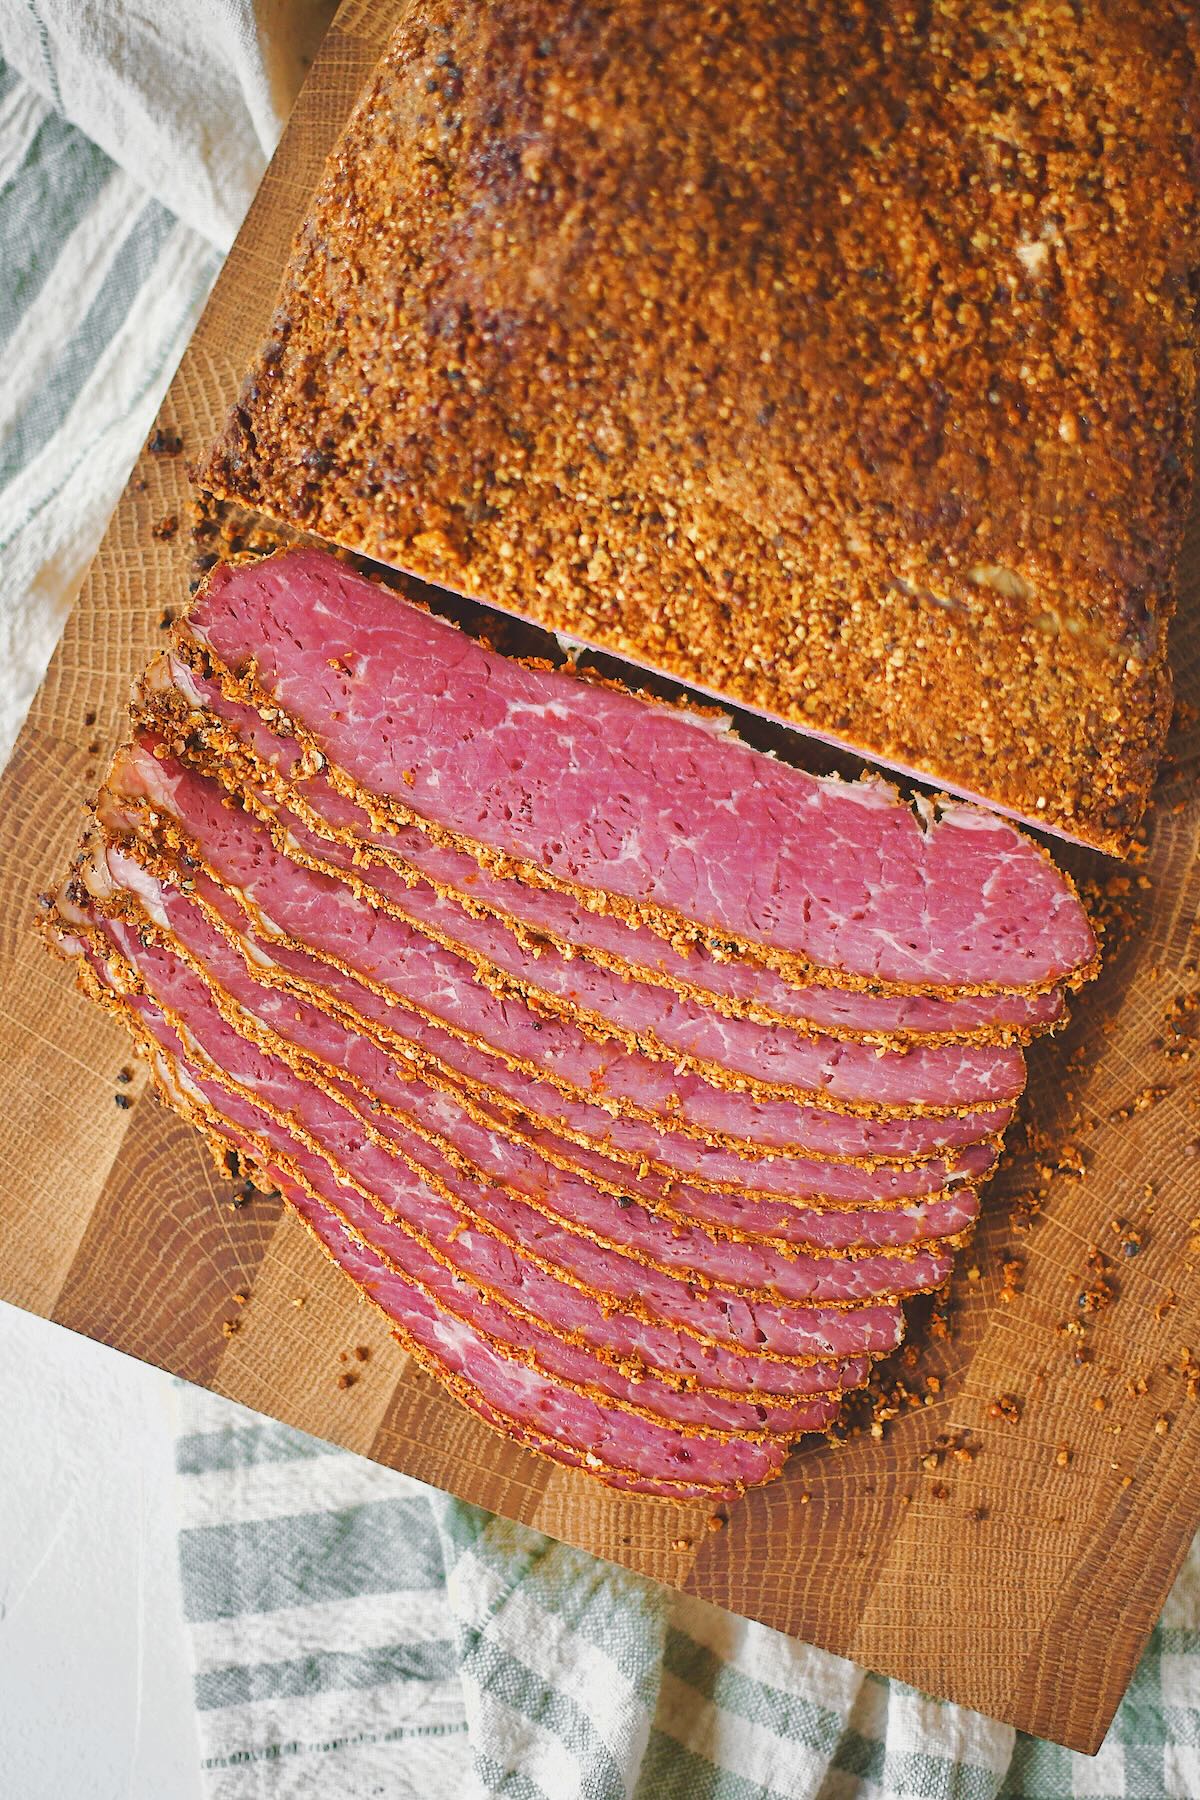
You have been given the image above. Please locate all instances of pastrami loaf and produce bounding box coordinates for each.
[201,1,1199,852]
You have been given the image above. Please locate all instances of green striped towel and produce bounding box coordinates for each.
[0,0,332,762]
[0,51,219,762]
[174,1384,1200,1800]
[4,19,1200,1796]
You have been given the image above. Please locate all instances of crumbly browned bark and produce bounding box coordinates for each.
[199,0,1198,853]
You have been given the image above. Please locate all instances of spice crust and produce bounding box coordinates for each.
[200,0,1199,853]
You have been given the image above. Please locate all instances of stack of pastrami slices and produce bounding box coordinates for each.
[43,548,1099,1502]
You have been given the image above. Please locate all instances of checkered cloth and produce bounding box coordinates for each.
[4,12,1200,1795]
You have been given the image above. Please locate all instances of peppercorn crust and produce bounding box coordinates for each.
[199,0,1199,854]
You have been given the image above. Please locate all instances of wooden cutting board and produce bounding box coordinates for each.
[2,0,1199,1752]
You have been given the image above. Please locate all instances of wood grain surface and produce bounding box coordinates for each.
[2,0,1199,1752]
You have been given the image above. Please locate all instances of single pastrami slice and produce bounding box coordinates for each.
[181,548,1098,995]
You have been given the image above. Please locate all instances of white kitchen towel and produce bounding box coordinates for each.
[0,1,331,249]
[174,1387,476,1800]
[0,54,215,766]
[0,0,333,768]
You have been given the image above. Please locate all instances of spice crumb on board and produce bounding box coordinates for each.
[921,1430,976,1476]
[147,426,183,456]
[998,1255,1024,1302]
[671,1536,692,1552]
[113,1092,131,1109]
[989,1394,1022,1424]
[1008,1191,1043,1236]
[1109,1218,1144,1257]
[336,1371,357,1390]
[1108,1085,1170,1124]
[1056,1444,1073,1468]
[1077,1248,1117,1315]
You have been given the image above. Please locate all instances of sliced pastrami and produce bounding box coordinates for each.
[141,1071,798,1487]
[150,656,1067,1048]
[82,912,906,1378]
[182,549,1098,995]
[93,843,968,1302]
[100,818,1006,1195]
[118,740,1026,1111]
[267,1154,842,1441]
[105,744,1016,1143]
[95,826,997,1233]
[285,1180,789,1496]
[64,921,872,1441]
[95,911,916,1357]
[98,819,992,1235]
[100,756,1018,1158]
[52,915,826,1497]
